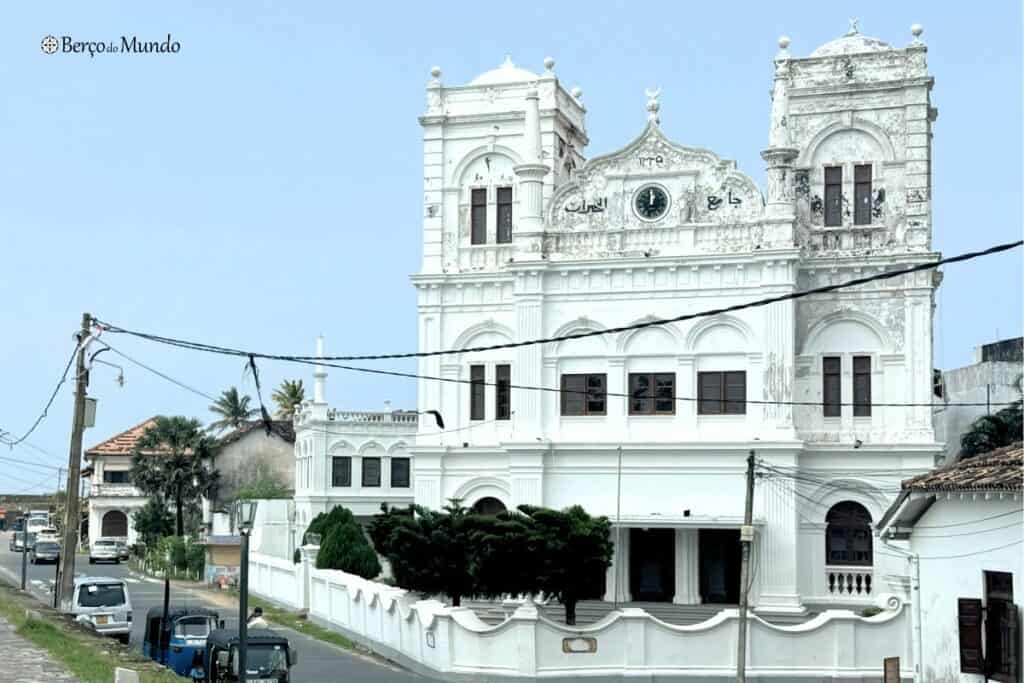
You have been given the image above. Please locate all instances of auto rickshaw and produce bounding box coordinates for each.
[204,628,297,682]
[142,607,222,677]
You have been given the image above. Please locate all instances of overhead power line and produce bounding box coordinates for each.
[1,341,80,446]
[93,240,1022,362]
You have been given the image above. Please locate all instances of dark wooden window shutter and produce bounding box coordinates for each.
[958,598,985,674]
[854,164,872,225]
[824,166,843,226]
[471,188,487,244]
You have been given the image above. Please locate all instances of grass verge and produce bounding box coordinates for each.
[0,584,186,683]
[243,592,361,653]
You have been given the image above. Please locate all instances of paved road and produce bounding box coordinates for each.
[0,532,434,682]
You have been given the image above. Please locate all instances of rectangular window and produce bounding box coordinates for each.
[984,571,1017,682]
[470,365,486,420]
[103,471,128,484]
[854,164,872,225]
[496,187,513,244]
[823,357,842,417]
[362,457,381,487]
[853,356,872,417]
[698,371,746,415]
[331,456,351,487]
[495,364,511,420]
[470,188,487,244]
[957,598,984,674]
[391,457,410,488]
[824,166,842,227]
[560,373,607,416]
[629,373,676,415]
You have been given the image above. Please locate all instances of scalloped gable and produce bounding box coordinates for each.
[547,121,765,231]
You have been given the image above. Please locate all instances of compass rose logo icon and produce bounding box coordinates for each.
[41,35,59,54]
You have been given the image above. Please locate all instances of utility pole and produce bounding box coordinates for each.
[58,313,91,612]
[20,523,28,590]
[736,450,755,682]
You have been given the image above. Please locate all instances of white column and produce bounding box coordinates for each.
[763,283,796,436]
[673,528,700,604]
[513,277,544,431]
[604,526,632,603]
[755,456,805,614]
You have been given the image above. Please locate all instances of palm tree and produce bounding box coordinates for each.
[272,379,306,419]
[209,387,257,433]
[130,416,220,536]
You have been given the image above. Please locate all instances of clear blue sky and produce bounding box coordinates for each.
[1,2,1020,492]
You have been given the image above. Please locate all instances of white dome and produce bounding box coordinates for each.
[469,55,539,86]
[810,31,892,58]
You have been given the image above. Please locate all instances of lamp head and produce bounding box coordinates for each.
[304,532,322,546]
[235,499,258,532]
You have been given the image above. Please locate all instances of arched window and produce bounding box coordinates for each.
[101,510,129,538]
[471,497,507,516]
[825,501,872,566]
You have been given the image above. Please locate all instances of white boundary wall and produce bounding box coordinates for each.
[249,548,914,681]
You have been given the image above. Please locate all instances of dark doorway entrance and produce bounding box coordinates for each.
[699,529,741,604]
[630,528,675,602]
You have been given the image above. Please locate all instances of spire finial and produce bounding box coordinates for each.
[909,23,925,46]
[645,87,661,124]
[847,17,859,36]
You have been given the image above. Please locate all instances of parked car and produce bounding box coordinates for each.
[89,538,121,564]
[68,576,133,644]
[29,541,61,564]
[142,607,221,677]
[9,531,36,553]
[116,541,130,562]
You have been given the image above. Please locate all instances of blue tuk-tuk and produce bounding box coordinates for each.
[142,606,222,677]
[204,628,297,682]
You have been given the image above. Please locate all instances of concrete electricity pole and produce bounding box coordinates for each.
[735,450,756,682]
[57,313,91,612]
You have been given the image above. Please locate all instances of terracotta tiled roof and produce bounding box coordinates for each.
[217,420,295,447]
[902,442,1023,492]
[85,418,159,458]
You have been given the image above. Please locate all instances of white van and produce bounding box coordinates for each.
[69,576,133,644]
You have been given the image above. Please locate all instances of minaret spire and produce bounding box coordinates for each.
[313,335,327,404]
[512,87,548,259]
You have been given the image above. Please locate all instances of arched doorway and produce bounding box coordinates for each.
[825,501,872,565]
[471,497,507,516]
[101,510,128,538]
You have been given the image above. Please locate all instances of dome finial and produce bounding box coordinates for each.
[847,17,859,36]
[645,87,661,124]
[543,56,555,75]
[910,23,925,46]
[502,54,514,68]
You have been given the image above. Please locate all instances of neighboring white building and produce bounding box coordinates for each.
[934,337,1023,462]
[292,337,419,528]
[83,417,156,545]
[878,442,1022,682]
[404,21,941,616]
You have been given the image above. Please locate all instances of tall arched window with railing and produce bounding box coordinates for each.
[825,501,873,597]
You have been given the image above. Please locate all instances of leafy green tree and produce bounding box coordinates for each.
[385,500,477,607]
[234,477,290,501]
[367,503,415,557]
[517,505,613,625]
[960,400,1023,458]
[209,387,257,433]
[272,379,306,419]
[130,416,220,536]
[465,510,536,599]
[316,510,382,579]
[132,498,174,549]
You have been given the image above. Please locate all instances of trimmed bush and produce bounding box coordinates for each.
[316,514,381,579]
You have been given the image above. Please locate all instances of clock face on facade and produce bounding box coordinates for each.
[633,184,669,221]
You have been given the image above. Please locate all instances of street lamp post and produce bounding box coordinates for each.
[236,499,259,683]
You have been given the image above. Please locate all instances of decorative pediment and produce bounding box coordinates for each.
[547,122,765,232]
